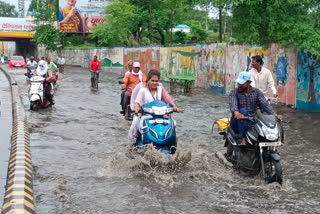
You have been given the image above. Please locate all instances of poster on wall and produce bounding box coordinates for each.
[0,18,36,38]
[59,0,111,33]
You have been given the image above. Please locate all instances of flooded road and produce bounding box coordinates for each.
[8,65,320,213]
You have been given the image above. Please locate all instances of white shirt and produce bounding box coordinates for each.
[27,60,37,69]
[249,67,277,97]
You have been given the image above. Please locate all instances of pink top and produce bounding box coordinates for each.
[134,87,175,110]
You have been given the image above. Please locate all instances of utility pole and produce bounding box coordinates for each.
[18,0,25,18]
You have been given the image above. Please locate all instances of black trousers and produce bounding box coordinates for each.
[44,83,54,105]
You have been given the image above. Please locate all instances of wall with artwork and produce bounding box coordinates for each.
[267,44,297,106]
[124,47,160,76]
[40,43,320,111]
[297,52,320,110]
[159,46,198,82]
[195,44,226,93]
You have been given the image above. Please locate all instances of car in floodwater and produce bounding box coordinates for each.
[9,56,26,68]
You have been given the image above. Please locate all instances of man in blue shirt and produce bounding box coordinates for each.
[229,72,280,146]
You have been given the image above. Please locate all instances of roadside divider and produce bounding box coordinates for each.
[0,67,35,214]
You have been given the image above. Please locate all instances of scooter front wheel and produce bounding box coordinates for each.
[30,101,39,111]
[265,160,283,184]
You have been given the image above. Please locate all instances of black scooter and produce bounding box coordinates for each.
[214,113,284,184]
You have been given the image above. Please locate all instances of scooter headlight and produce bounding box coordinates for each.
[261,124,279,141]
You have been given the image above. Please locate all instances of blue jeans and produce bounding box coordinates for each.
[230,108,254,138]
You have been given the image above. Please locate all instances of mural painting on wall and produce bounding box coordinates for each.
[100,49,124,68]
[196,44,226,93]
[273,54,289,86]
[297,52,320,110]
[160,46,198,82]
[245,48,268,72]
[124,47,160,75]
[225,45,247,94]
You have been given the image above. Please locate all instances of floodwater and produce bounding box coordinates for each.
[7,65,320,214]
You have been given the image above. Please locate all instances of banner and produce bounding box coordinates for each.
[59,0,111,33]
[0,18,36,38]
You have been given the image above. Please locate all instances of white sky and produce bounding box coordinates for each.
[2,0,32,17]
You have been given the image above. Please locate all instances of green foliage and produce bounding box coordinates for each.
[90,0,141,47]
[189,22,208,43]
[232,0,320,55]
[32,25,61,51]
[91,0,220,47]
[0,1,18,17]
[31,0,64,51]
[174,31,187,44]
[33,0,58,23]
[141,37,151,46]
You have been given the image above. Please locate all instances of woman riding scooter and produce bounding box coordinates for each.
[128,70,181,148]
[33,60,55,110]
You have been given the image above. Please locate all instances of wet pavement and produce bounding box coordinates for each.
[0,69,12,204]
[3,65,320,213]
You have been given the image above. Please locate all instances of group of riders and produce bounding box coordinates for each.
[24,56,63,110]
[119,55,282,151]
[27,53,282,153]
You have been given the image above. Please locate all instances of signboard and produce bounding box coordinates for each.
[58,0,111,33]
[0,18,36,38]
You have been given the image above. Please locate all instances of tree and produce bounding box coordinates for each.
[91,0,142,47]
[32,25,61,51]
[231,0,320,55]
[31,0,62,51]
[211,0,231,42]
[0,1,18,17]
[163,0,185,43]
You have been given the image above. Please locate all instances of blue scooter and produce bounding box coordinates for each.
[136,100,177,155]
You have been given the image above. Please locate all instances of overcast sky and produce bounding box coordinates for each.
[2,0,31,17]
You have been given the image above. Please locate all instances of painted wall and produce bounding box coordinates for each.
[41,47,124,74]
[124,47,160,76]
[160,46,198,82]
[224,45,247,94]
[297,52,320,110]
[39,44,320,111]
[196,44,226,93]
[268,44,297,106]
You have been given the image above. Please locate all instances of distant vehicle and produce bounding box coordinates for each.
[9,56,26,68]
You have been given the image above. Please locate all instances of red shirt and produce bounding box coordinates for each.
[90,60,101,71]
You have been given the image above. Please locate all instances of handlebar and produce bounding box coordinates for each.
[118,80,124,84]
[240,116,255,122]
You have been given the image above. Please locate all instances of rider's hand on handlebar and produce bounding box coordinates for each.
[275,113,283,121]
[234,111,244,119]
[174,107,181,113]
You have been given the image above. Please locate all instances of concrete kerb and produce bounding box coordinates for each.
[0,67,35,214]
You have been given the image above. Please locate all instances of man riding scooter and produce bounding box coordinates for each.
[121,62,146,117]
[229,72,281,146]
[25,56,37,78]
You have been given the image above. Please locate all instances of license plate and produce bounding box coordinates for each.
[259,141,282,147]
[16,65,21,67]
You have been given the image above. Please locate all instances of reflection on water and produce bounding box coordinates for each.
[9,66,320,213]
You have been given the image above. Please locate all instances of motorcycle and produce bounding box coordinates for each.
[135,100,178,155]
[214,112,284,184]
[28,76,54,111]
[119,80,133,121]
